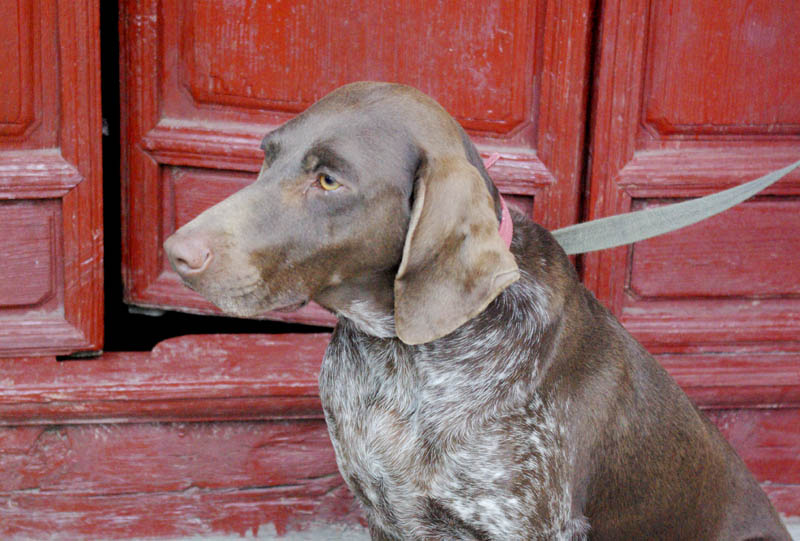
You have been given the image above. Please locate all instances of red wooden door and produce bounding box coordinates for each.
[1,1,798,538]
[120,0,593,325]
[585,0,800,507]
[586,0,800,358]
[0,0,103,357]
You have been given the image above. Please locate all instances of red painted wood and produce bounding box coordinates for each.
[0,334,330,425]
[583,4,800,513]
[0,417,793,538]
[119,0,592,323]
[0,487,361,540]
[0,201,59,307]
[584,0,800,357]
[5,2,796,537]
[765,485,800,518]
[182,1,533,134]
[619,197,800,349]
[0,334,797,538]
[706,408,800,486]
[0,421,339,495]
[644,0,800,137]
[659,353,800,409]
[3,334,798,426]
[0,0,103,357]
[629,199,800,299]
[0,334,363,537]
[0,1,58,146]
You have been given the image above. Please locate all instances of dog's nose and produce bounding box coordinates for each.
[164,233,213,277]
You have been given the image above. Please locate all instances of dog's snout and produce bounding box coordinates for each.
[164,233,213,277]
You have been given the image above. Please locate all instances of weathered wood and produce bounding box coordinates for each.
[0,421,339,494]
[2,334,797,424]
[0,334,797,539]
[0,0,103,357]
[4,1,797,538]
[0,334,330,425]
[705,408,800,485]
[0,334,364,537]
[0,482,361,539]
[584,0,800,356]
[659,353,800,409]
[629,200,800,299]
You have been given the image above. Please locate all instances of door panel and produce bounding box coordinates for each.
[585,0,800,352]
[0,201,60,310]
[628,199,800,299]
[121,0,592,325]
[0,0,103,357]
[644,0,800,136]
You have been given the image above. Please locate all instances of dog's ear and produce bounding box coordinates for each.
[394,156,520,345]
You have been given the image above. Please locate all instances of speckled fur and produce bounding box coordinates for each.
[320,218,590,540]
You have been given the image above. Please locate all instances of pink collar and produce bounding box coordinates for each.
[483,153,513,249]
[498,195,513,249]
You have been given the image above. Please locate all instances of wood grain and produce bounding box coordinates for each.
[629,199,800,299]
[0,0,103,357]
[0,334,330,425]
[1,333,797,536]
[644,0,800,136]
[584,0,800,356]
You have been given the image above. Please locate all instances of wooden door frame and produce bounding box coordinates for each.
[0,0,103,357]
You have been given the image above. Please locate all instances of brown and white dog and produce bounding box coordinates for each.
[164,82,791,540]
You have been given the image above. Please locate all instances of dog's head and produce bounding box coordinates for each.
[164,82,519,344]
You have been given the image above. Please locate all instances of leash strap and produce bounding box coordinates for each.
[484,154,800,255]
[551,159,800,255]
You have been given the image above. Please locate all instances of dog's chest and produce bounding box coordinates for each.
[319,328,573,539]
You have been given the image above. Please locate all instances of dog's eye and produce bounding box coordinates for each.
[317,173,341,191]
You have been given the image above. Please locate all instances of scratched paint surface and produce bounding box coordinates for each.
[0,421,363,539]
[183,0,533,133]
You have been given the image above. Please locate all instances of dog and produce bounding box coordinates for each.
[164,82,791,540]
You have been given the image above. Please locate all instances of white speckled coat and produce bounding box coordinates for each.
[320,227,591,540]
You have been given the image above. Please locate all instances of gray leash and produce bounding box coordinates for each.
[551,159,800,255]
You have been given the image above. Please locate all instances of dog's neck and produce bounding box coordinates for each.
[315,269,398,338]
